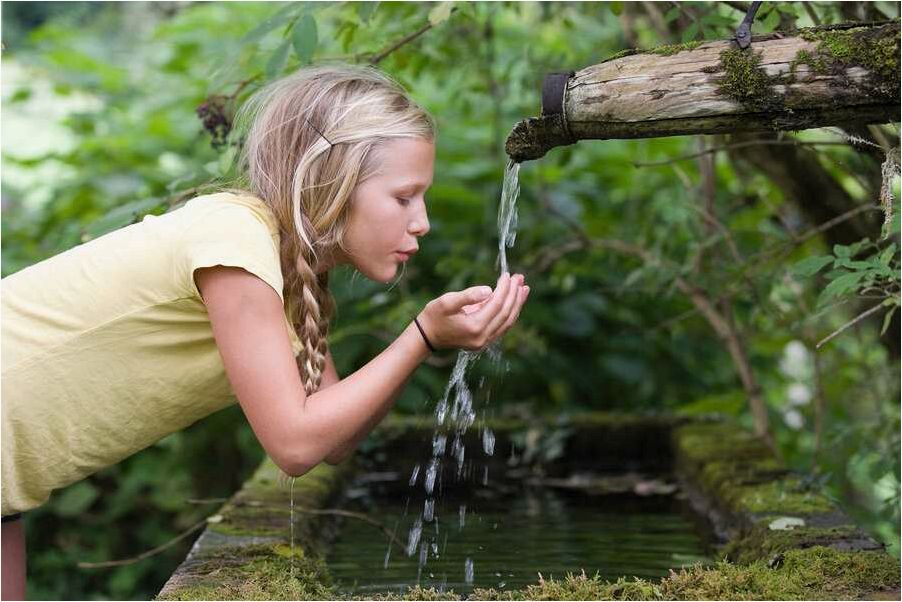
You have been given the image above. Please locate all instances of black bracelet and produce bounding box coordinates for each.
[413,316,437,353]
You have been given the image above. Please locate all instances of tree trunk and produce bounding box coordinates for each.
[506,21,900,162]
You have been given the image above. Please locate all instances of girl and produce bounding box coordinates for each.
[0,64,529,599]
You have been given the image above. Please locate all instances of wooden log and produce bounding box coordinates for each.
[506,21,900,162]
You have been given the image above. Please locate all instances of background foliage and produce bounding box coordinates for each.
[1,2,899,599]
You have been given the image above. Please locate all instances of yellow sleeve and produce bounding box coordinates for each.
[177,204,285,303]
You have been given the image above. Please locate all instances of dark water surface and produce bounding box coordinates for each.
[325,474,717,595]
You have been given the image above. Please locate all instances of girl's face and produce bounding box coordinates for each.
[342,137,434,283]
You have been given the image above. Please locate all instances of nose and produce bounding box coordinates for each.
[409,201,430,237]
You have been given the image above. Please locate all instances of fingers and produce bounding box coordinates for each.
[474,272,512,322]
[484,273,524,339]
[446,285,493,312]
[499,284,529,334]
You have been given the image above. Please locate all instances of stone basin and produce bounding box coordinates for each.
[156,414,900,600]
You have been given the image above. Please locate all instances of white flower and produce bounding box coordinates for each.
[783,409,805,430]
[787,383,812,406]
[779,340,811,380]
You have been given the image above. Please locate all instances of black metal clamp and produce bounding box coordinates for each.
[541,71,575,117]
[735,1,764,49]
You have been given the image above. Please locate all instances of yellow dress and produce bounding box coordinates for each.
[1,191,302,515]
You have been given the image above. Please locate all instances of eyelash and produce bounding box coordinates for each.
[396,197,411,206]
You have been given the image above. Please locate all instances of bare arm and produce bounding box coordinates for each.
[318,351,403,465]
[195,265,527,477]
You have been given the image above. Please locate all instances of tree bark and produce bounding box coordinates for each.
[506,22,900,161]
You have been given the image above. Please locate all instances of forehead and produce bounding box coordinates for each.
[374,138,435,189]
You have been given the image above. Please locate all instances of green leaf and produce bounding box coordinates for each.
[833,244,851,258]
[761,7,781,32]
[356,1,380,24]
[241,2,305,45]
[54,482,99,517]
[291,14,318,64]
[428,1,454,27]
[664,6,681,22]
[265,39,291,79]
[681,22,699,42]
[609,1,623,16]
[820,271,865,302]
[879,243,897,266]
[792,255,833,277]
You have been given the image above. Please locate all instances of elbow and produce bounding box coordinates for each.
[271,446,321,478]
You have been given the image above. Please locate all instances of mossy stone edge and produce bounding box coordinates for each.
[157,414,900,600]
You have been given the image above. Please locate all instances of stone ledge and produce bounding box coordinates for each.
[156,413,900,600]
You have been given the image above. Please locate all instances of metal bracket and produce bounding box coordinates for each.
[734,1,764,49]
[541,71,575,116]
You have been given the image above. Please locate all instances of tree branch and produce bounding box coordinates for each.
[78,519,208,569]
[367,8,458,65]
[816,302,889,349]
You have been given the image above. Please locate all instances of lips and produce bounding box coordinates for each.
[396,248,418,261]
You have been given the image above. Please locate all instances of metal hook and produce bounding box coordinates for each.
[735,1,764,50]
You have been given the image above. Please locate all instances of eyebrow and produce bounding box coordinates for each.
[394,182,431,195]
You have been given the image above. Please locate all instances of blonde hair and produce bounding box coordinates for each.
[220,64,436,396]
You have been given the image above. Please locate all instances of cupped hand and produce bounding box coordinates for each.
[417,272,530,351]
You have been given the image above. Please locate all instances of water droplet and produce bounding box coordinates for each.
[424,460,438,495]
[424,499,435,522]
[464,558,475,585]
[419,543,428,568]
[409,464,421,487]
[406,518,422,557]
[459,505,466,529]
[482,428,495,456]
[432,434,447,456]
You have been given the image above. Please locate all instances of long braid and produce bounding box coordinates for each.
[280,235,331,397]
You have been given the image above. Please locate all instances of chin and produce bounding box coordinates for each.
[358,263,398,284]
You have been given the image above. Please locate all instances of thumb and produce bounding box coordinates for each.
[444,285,493,311]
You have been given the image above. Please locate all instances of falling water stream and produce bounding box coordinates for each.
[402,159,523,586]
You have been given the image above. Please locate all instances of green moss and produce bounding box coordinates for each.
[674,422,836,516]
[723,524,873,564]
[788,49,829,75]
[716,48,782,110]
[799,23,900,96]
[606,48,640,61]
[664,547,900,600]
[650,41,704,56]
[156,544,335,601]
[208,460,348,540]
[342,548,899,600]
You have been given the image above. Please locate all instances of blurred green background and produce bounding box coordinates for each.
[1,1,899,599]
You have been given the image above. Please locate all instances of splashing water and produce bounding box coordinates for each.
[400,160,522,587]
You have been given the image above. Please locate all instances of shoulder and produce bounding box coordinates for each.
[175,191,286,303]
[181,190,280,237]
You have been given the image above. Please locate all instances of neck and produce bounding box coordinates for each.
[313,246,347,275]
